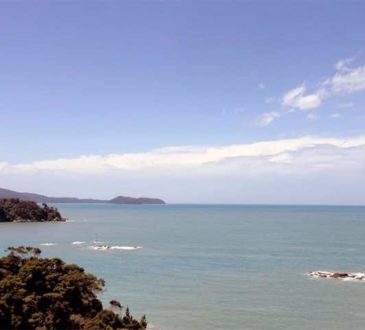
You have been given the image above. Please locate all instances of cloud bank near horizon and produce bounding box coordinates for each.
[0,136,364,204]
[0,136,364,175]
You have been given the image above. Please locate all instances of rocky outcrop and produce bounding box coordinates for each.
[0,199,65,222]
[307,271,365,281]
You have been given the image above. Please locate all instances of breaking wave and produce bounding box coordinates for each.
[89,245,142,251]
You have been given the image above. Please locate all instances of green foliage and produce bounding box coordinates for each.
[0,247,146,329]
[0,199,64,222]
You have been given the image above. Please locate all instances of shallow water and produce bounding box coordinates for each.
[1,204,365,330]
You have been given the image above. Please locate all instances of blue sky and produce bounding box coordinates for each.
[1,2,365,204]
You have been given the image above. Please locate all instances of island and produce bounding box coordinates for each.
[0,246,146,329]
[0,199,65,222]
[0,187,166,205]
[110,196,165,205]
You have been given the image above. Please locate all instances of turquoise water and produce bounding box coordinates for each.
[1,204,365,330]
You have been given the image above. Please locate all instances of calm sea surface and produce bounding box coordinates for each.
[1,204,365,330]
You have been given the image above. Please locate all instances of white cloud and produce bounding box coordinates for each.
[258,83,266,89]
[281,60,365,112]
[335,57,354,71]
[326,65,365,94]
[0,162,8,171]
[282,85,322,110]
[256,111,280,126]
[1,136,365,176]
[2,137,365,204]
[268,152,293,164]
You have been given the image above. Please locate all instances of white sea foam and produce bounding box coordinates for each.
[89,245,109,251]
[110,245,142,250]
[147,324,162,330]
[40,243,57,246]
[72,241,86,245]
[89,245,142,251]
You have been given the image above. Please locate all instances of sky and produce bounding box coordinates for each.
[0,1,365,204]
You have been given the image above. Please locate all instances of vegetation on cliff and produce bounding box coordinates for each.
[0,247,147,329]
[0,199,64,222]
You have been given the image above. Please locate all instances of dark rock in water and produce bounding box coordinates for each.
[332,272,348,278]
[307,271,365,281]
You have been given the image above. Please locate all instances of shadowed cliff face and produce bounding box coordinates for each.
[0,199,64,222]
[0,188,165,205]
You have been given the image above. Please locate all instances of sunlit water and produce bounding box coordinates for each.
[1,204,365,330]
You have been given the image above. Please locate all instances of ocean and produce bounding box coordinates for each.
[1,204,365,330]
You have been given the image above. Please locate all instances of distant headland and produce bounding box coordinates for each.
[0,187,166,205]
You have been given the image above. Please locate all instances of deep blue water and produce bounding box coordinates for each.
[1,204,365,330]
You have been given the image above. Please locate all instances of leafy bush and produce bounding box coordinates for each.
[0,247,147,329]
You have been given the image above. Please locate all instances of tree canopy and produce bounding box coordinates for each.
[0,199,64,222]
[0,247,147,329]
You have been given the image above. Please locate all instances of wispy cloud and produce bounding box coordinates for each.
[325,65,365,94]
[255,58,364,126]
[335,57,354,71]
[282,85,322,110]
[281,59,365,111]
[256,111,280,126]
